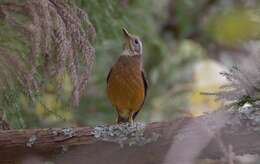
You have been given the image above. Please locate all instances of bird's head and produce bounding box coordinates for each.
[122,28,142,56]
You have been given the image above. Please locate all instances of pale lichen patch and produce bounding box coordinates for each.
[62,127,75,137]
[92,122,160,147]
[26,134,37,147]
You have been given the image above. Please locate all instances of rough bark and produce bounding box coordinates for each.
[0,110,259,164]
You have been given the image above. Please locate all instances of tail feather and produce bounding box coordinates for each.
[117,115,129,124]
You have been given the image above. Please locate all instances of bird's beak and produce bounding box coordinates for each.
[122,28,131,38]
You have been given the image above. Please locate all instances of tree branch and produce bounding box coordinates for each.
[0,111,259,164]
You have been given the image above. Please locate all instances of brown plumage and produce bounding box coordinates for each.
[107,28,148,124]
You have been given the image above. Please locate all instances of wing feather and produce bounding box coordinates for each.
[133,70,148,120]
[106,68,113,83]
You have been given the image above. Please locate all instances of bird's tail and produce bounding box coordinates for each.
[117,115,129,124]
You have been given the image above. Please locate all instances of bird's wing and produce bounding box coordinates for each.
[133,70,148,120]
[141,70,148,97]
[106,68,113,83]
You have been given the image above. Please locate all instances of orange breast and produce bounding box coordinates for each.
[107,55,145,116]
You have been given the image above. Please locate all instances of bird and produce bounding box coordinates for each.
[106,28,148,124]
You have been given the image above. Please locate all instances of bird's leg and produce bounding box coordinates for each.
[117,117,125,124]
[117,115,128,124]
[116,108,129,124]
[129,113,134,126]
[130,118,134,126]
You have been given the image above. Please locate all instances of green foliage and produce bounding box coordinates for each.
[74,0,176,125]
[2,0,260,128]
[1,88,25,128]
[206,8,260,45]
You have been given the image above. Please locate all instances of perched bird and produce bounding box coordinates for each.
[107,28,148,124]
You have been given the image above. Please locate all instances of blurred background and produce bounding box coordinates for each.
[1,0,260,128]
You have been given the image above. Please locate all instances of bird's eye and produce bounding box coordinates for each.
[134,39,139,44]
